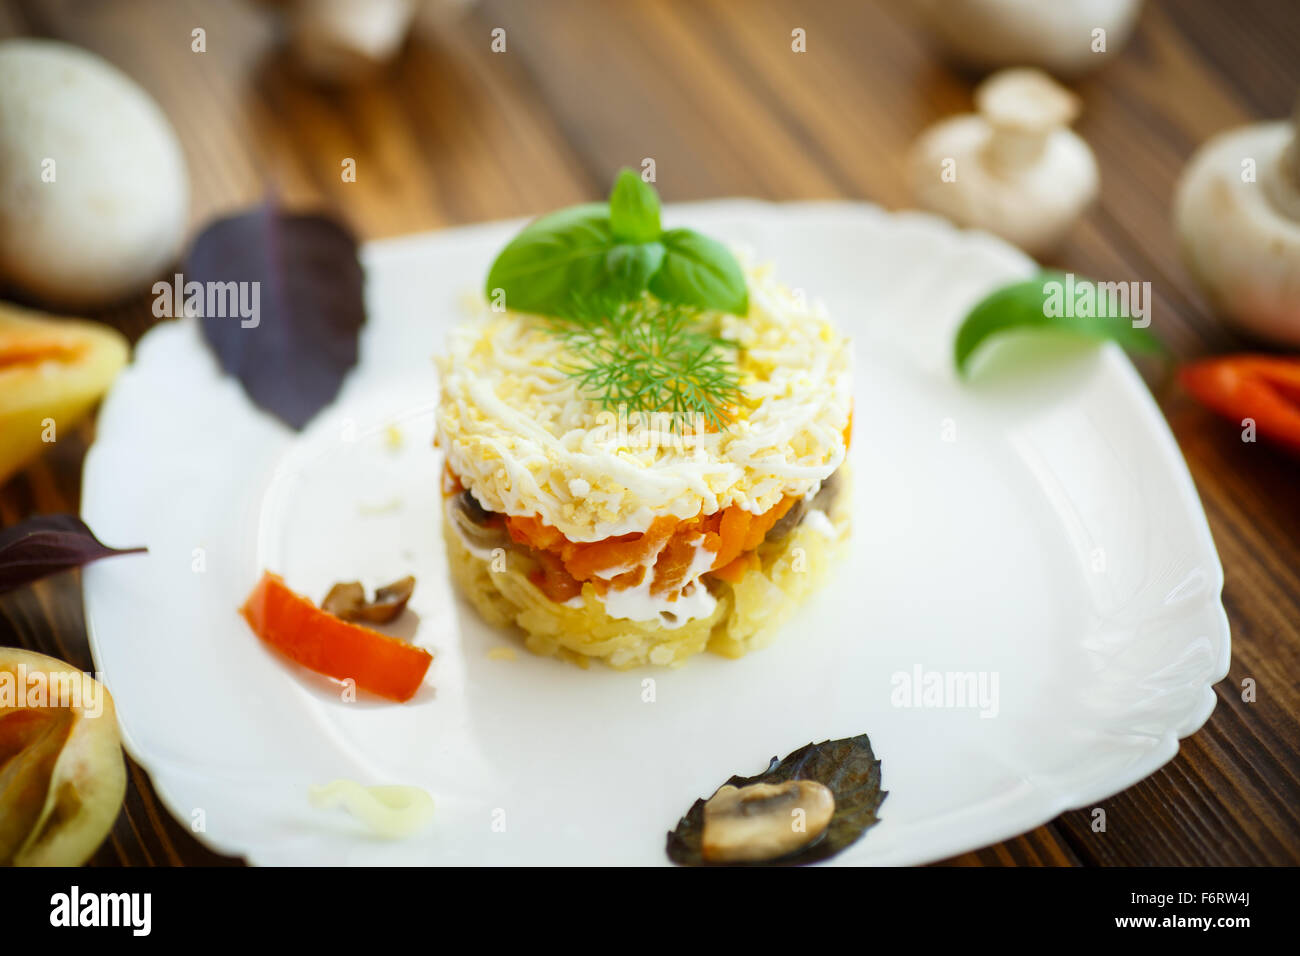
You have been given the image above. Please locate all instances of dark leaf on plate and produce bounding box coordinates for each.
[0,515,145,595]
[188,203,366,430]
[666,733,886,866]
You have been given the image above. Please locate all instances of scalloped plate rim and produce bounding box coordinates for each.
[82,199,1231,866]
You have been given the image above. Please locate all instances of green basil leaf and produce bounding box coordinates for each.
[608,169,661,244]
[604,241,665,298]
[649,228,749,316]
[484,203,614,316]
[954,272,1166,377]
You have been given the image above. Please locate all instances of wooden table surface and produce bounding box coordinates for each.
[2,0,1298,866]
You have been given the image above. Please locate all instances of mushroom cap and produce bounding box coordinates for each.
[976,68,1081,132]
[914,0,1144,78]
[1174,121,1300,347]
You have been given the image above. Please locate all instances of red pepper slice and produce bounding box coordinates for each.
[1180,355,1300,457]
[241,571,432,702]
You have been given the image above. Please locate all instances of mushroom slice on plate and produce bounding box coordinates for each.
[701,780,836,863]
[322,575,415,624]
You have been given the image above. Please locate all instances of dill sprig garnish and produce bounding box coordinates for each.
[549,296,743,431]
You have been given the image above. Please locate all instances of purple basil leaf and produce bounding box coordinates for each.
[0,515,145,595]
[187,203,366,430]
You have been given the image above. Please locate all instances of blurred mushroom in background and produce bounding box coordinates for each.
[257,0,475,85]
[907,68,1099,257]
[1174,94,1300,348]
[913,0,1143,78]
[0,39,189,309]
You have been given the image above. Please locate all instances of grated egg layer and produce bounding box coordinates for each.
[435,264,852,542]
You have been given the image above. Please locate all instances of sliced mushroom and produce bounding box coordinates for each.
[701,780,835,863]
[767,469,840,541]
[322,581,365,617]
[448,489,512,553]
[767,497,807,540]
[811,469,840,514]
[322,575,415,623]
[455,488,494,524]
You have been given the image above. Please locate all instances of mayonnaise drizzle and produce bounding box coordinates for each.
[598,536,719,627]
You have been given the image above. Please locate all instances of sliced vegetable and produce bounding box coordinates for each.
[708,505,752,572]
[447,490,511,554]
[0,648,126,866]
[709,551,760,584]
[562,516,679,581]
[1180,355,1300,456]
[0,302,129,485]
[702,780,835,863]
[650,532,707,595]
[501,493,807,596]
[241,571,432,702]
[321,575,415,624]
[528,550,583,604]
[667,734,886,866]
[954,272,1164,377]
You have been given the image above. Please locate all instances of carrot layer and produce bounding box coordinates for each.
[241,571,432,703]
[710,551,761,583]
[446,466,809,599]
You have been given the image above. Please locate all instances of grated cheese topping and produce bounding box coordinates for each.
[435,264,852,543]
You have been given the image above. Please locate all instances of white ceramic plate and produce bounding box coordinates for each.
[82,202,1230,865]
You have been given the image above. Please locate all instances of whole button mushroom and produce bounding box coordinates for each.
[908,68,1100,257]
[914,0,1144,78]
[0,40,189,308]
[1174,96,1300,348]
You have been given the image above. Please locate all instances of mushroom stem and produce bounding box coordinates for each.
[982,127,1051,175]
[1264,92,1300,221]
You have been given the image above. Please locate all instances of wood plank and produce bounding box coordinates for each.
[0,0,1296,867]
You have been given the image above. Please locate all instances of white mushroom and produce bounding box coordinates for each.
[0,40,189,308]
[287,0,417,83]
[1173,96,1300,347]
[701,780,835,863]
[908,68,1100,257]
[914,0,1144,78]
[257,0,473,84]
